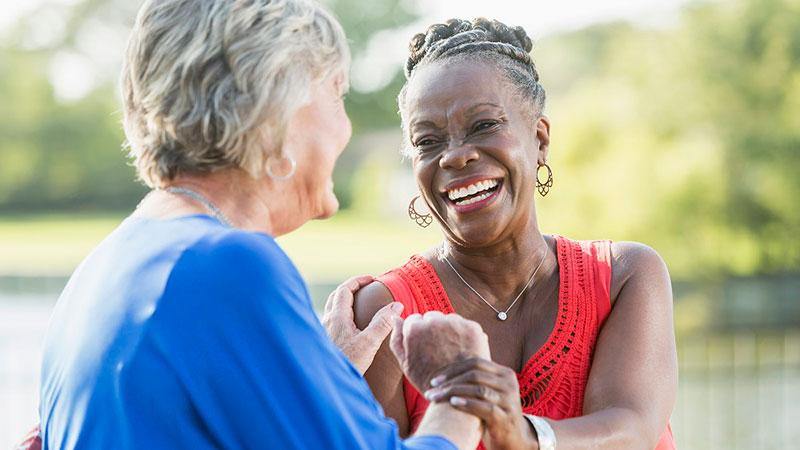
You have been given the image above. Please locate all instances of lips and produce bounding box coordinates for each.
[441,177,503,213]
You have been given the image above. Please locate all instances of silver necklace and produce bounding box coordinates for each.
[162,186,233,228]
[442,247,548,321]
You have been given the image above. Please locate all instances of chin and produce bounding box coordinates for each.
[443,211,511,247]
[452,227,504,248]
[314,194,340,220]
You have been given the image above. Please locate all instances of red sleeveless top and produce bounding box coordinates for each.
[377,236,675,450]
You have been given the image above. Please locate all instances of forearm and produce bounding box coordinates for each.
[414,402,483,450]
[545,407,655,450]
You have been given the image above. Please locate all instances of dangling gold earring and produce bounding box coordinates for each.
[408,195,433,228]
[536,163,553,196]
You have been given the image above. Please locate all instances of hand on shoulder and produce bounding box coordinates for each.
[350,280,492,392]
[323,277,404,374]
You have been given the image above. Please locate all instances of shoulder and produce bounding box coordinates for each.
[168,229,306,303]
[352,254,430,330]
[353,281,395,330]
[609,241,671,302]
[183,229,296,277]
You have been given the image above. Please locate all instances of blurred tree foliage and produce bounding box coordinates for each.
[534,0,799,277]
[0,0,417,211]
[0,0,797,277]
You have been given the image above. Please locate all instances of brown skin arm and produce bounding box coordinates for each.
[554,241,678,449]
[427,242,677,449]
[353,281,412,437]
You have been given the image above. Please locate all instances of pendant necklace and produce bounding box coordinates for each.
[442,246,548,321]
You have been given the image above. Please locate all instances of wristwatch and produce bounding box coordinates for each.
[523,414,557,450]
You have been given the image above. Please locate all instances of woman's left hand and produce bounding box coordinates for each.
[423,358,538,450]
[322,275,404,375]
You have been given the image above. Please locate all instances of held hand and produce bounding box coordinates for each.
[322,275,404,374]
[423,358,537,450]
[389,311,491,392]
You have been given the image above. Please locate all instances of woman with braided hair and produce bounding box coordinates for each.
[354,18,677,450]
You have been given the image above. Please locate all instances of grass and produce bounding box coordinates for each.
[0,212,443,282]
[0,214,123,276]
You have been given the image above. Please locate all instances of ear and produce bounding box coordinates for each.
[535,115,551,165]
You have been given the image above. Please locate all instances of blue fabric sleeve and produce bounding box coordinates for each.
[136,230,456,450]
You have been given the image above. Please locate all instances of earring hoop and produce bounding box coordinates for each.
[536,163,553,196]
[408,195,433,228]
[266,155,297,180]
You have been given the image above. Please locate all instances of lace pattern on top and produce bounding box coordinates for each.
[394,236,602,419]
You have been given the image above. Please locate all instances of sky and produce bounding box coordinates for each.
[352,0,697,91]
[0,0,697,99]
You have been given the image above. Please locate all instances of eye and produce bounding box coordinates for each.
[413,136,442,148]
[473,120,499,132]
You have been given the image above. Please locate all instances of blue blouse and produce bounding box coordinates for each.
[39,215,454,450]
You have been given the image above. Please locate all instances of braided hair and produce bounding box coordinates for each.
[399,18,546,126]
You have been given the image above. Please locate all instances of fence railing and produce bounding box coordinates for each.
[673,331,800,450]
[2,277,799,449]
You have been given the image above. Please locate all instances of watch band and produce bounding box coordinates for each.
[524,414,557,450]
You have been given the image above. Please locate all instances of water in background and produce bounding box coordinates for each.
[1,276,798,449]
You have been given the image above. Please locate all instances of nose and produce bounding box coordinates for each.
[439,143,479,170]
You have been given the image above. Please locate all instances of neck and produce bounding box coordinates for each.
[136,169,280,235]
[438,221,555,307]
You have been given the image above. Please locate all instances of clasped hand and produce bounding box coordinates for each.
[323,277,534,449]
[423,358,538,450]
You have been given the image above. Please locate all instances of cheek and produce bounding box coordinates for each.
[413,159,438,197]
[335,106,352,153]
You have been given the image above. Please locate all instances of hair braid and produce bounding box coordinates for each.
[400,17,546,126]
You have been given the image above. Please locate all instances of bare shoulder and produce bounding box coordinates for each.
[353,281,396,330]
[609,241,671,303]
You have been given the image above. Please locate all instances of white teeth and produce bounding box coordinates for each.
[455,191,492,206]
[447,179,499,201]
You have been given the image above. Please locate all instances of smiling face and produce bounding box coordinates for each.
[402,58,550,247]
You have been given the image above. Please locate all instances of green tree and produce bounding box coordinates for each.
[535,0,799,278]
[0,0,417,212]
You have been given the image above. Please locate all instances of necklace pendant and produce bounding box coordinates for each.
[497,311,508,321]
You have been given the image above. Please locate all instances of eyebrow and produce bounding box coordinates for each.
[465,102,503,115]
[409,119,444,133]
[410,102,505,132]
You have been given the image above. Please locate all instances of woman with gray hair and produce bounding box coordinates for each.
[35,1,487,449]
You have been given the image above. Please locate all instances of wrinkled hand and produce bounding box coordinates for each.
[322,275,405,374]
[423,358,537,450]
[390,311,491,392]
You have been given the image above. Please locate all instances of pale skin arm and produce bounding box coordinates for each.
[390,312,488,449]
[423,242,678,450]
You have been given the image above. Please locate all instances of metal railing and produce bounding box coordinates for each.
[673,331,800,449]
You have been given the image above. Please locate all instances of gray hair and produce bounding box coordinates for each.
[121,0,350,187]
